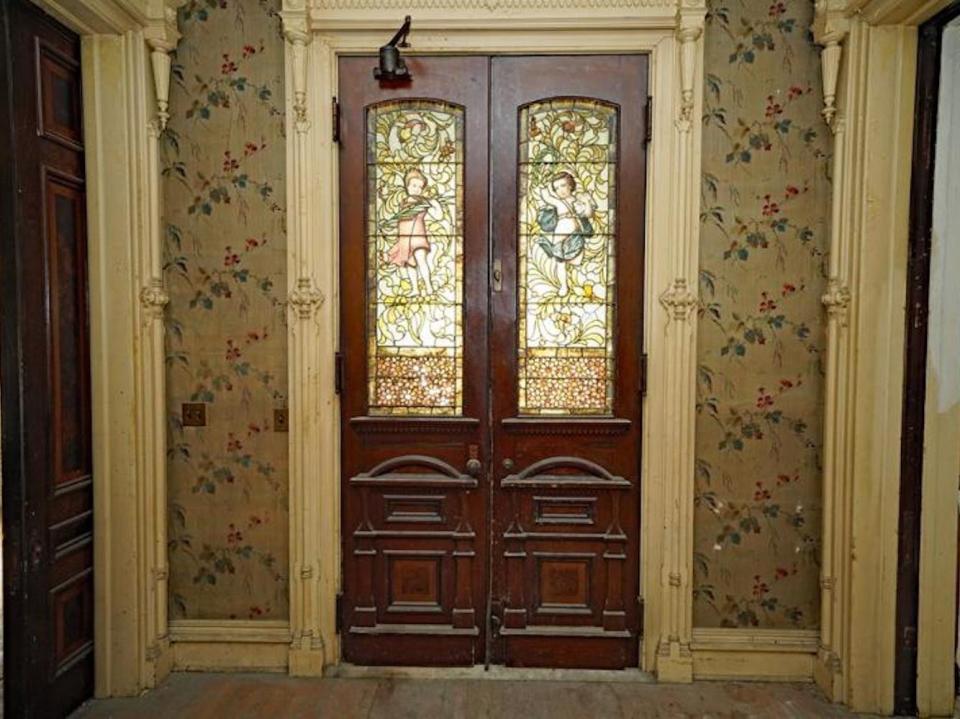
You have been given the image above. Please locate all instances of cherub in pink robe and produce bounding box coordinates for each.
[385,169,443,296]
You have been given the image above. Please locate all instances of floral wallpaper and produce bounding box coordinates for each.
[693,0,829,628]
[158,0,829,629]
[163,0,289,620]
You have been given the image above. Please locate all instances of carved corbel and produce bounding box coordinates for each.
[676,23,702,127]
[140,277,170,320]
[659,278,698,321]
[282,19,311,131]
[812,1,849,133]
[144,2,184,130]
[289,277,326,319]
[821,277,851,326]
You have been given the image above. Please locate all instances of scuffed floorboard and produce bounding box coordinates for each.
[71,671,861,718]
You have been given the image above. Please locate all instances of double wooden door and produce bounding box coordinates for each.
[339,55,647,668]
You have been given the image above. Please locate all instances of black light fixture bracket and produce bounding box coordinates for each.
[374,15,413,83]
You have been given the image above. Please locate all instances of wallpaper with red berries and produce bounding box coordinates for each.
[694,0,828,629]
[163,0,289,620]
[159,0,829,627]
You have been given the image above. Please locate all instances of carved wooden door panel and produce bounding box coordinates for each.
[339,56,490,665]
[339,55,646,668]
[1,1,95,714]
[488,56,646,668]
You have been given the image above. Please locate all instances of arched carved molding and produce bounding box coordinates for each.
[503,456,631,487]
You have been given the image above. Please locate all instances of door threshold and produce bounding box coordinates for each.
[326,663,655,683]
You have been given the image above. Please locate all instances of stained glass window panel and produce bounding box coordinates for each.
[366,101,464,415]
[517,98,618,415]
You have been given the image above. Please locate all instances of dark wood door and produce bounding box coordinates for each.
[339,56,491,665]
[339,54,646,668]
[1,1,95,715]
[489,55,646,668]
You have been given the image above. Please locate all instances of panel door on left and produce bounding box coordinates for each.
[1,1,95,716]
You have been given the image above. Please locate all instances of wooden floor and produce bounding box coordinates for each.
[72,671,864,718]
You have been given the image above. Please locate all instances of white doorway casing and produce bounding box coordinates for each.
[278,0,707,681]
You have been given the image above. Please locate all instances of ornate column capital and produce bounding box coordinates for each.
[289,277,326,319]
[659,278,698,321]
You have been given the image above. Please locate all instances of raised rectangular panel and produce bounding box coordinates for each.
[43,170,91,488]
[384,494,445,524]
[533,496,596,525]
[36,39,82,149]
[50,568,93,667]
[386,552,443,612]
[536,554,593,614]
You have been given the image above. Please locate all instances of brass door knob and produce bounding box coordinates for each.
[466,458,482,477]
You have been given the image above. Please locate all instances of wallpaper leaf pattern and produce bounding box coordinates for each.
[160,0,829,629]
[163,0,289,620]
[694,0,829,629]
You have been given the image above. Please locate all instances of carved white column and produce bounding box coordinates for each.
[137,1,182,687]
[282,5,330,676]
[812,2,850,701]
[652,0,705,683]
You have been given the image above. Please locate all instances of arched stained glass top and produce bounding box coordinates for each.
[365,100,465,415]
[517,97,618,415]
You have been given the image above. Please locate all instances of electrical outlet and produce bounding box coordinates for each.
[182,402,206,427]
[274,408,289,432]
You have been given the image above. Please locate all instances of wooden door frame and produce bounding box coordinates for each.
[281,0,707,681]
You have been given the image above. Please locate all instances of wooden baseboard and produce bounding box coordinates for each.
[165,621,817,681]
[690,629,819,682]
[169,620,291,672]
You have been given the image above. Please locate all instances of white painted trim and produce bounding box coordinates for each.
[691,629,818,682]
[813,0,957,714]
[282,0,705,681]
[169,620,292,644]
[172,643,290,672]
[169,621,292,672]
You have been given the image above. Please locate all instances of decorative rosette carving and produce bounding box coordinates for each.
[289,277,326,318]
[659,278,698,321]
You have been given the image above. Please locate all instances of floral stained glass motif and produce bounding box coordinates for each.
[366,101,464,415]
[517,98,618,415]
